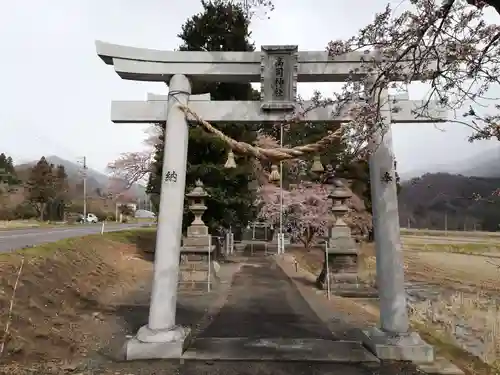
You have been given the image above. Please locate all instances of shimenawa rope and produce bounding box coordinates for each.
[178,103,347,163]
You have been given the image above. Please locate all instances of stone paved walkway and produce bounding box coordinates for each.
[199,257,335,339]
[86,256,423,375]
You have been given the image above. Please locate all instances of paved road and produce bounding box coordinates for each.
[0,223,150,253]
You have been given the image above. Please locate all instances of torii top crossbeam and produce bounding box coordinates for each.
[96,41,436,83]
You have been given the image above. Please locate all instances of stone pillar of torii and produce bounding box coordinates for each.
[96,41,445,362]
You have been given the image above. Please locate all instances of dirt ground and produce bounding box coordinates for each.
[290,238,500,374]
[339,238,500,292]
[0,230,156,374]
[289,241,500,291]
[3,229,499,374]
[404,251,500,292]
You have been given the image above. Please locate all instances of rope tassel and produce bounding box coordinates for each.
[224,150,237,169]
[269,165,280,182]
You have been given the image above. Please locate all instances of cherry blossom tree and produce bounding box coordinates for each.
[236,1,500,155]
[107,126,160,189]
[251,0,500,242]
[106,177,137,202]
[325,0,500,142]
[257,181,334,248]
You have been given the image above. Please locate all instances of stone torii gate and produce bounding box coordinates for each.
[96,41,446,362]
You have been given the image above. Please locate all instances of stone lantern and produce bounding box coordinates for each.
[179,180,219,291]
[316,179,376,297]
[185,179,209,237]
[328,180,359,284]
[329,179,352,233]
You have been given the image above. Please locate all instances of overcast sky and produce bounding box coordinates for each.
[1,0,498,175]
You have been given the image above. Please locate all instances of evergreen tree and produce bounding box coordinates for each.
[0,153,19,218]
[48,164,69,221]
[26,157,56,220]
[53,165,69,196]
[147,0,259,234]
[0,153,19,190]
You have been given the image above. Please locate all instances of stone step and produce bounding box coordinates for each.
[178,282,213,292]
[180,268,211,274]
[416,356,465,375]
[179,268,214,277]
[181,337,379,362]
[180,262,211,269]
[330,287,379,298]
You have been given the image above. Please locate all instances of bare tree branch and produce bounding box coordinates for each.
[107,125,158,189]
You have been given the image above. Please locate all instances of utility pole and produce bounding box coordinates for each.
[83,157,87,220]
[79,156,88,221]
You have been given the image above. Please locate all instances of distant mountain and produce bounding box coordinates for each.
[398,172,500,231]
[17,155,147,200]
[399,167,447,181]
[398,146,500,231]
[401,146,500,181]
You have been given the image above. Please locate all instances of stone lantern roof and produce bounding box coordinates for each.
[328,179,352,201]
[329,179,352,216]
[186,179,209,199]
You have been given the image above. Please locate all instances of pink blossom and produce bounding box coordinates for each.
[257,181,334,248]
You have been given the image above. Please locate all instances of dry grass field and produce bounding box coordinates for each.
[401,228,500,238]
[291,230,500,374]
[0,230,156,373]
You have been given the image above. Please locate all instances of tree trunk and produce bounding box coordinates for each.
[368,228,374,242]
[39,203,46,221]
[315,261,327,289]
